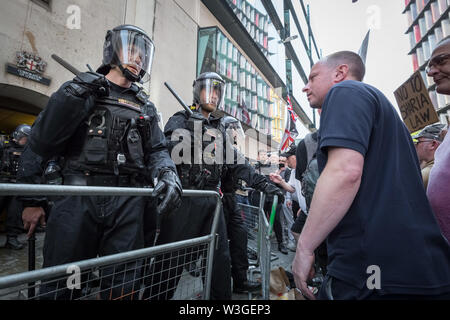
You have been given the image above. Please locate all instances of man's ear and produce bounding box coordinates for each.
[335,64,350,82]
[431,140,440,150]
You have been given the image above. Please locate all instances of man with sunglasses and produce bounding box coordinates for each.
[426,36,450,242]
[426,36,450,94]
[412,123,446,190]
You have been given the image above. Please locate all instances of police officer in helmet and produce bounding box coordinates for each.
[22,25,182,300]
[144,72,283,299]
[0,124,31,250]
[12,124,31,146]
[220,116,284,293]
[144,71,236,300]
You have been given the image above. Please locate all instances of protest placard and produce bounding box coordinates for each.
[394,71,439,133]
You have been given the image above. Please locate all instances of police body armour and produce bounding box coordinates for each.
[64,80,152,176]
[178,112,224,190]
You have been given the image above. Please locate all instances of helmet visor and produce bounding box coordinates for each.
[112,30,155,82]
[194,78,225,109]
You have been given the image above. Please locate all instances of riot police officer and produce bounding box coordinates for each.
[143,73,283,299]
[220,116,284,293]
[0,124,31,250]
[22,25,182,300]
[143,72,249,300]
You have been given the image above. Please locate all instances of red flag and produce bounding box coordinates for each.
[280,95,298,152]
[240,98,251,126]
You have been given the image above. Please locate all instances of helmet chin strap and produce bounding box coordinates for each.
[118,64,142,82]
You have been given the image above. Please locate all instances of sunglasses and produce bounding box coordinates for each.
[426,53,450,73]
[413,139,435,146]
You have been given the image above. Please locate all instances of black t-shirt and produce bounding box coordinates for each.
[318,80,450,296]
[295,139,307,180]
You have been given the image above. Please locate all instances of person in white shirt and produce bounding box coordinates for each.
[270,145,307,244]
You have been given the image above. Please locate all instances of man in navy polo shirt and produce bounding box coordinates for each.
[292,51,450,300]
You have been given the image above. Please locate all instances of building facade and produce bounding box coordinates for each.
[0,0,319,159]
[403,0,450,124]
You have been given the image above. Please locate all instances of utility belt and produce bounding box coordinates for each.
[63,174,143,187]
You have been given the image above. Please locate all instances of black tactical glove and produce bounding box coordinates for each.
[72,72,110,98]
[262,183,285,204]
[152,169,183,216]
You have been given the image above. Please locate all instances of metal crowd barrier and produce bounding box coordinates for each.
[236,192,277,300]
[0,184,221,300]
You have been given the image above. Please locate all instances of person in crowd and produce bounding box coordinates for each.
[270,145,305,249]
[0,124,31,250]
[293,50,450,300]
[426,35,450,242]
[271,145,307,222]
[276,152,297,252]
[254,152,288,255]
[412,123,446,190]
[21,24,182,300]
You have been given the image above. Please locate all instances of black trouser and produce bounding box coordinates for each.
[291,211,327,274]
[0,196,24,237]
[142,195,231,300]
[292,200,300,220]
[249,191,283,246]
[222,193,249,286]
[40,195,145,300]
[318,275,450,300]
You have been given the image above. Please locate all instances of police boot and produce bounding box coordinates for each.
[233,280,261,293]
[5,236,25,250]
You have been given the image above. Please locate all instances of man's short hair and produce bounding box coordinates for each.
[324,51,366,81]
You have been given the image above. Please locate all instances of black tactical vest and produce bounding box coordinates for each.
[63,82,152,177]
[177,112,224,190]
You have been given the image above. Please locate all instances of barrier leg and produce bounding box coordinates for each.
[27,233,36,299]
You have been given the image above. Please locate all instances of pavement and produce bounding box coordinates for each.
[0,231,296,300]
[232,237,296,300]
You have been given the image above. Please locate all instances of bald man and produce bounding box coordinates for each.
[293,51,450,300]
[426,36,450,243]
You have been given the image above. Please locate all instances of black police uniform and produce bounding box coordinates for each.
[252,162,286,253]
[27,73,177,299]
[143,109,247,300]
[0,139,26,249]
[221,157,282,291]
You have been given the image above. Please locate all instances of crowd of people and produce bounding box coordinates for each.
[0,24,449,300]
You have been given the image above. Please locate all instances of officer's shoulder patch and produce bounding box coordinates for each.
[117,98,142,112]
